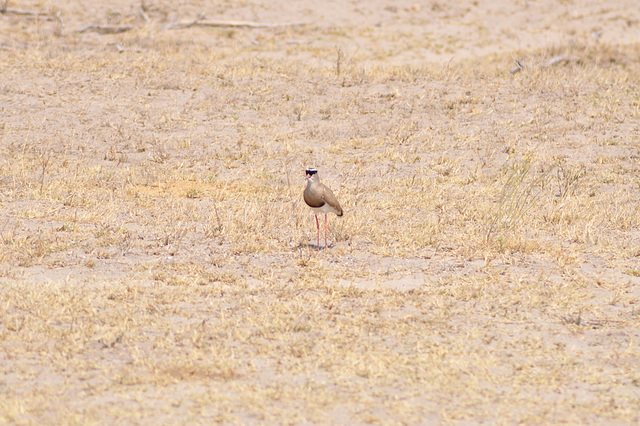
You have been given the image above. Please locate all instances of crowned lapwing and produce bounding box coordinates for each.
[303,168,343,250]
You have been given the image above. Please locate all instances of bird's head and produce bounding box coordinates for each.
[305,168,318,181]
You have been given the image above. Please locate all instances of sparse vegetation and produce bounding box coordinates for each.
[1,0,639,424]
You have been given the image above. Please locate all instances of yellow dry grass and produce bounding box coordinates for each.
[1,0,640,424]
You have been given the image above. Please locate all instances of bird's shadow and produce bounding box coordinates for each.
[297,243,334,251]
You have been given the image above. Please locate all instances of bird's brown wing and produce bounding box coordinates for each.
[322,185,343,216]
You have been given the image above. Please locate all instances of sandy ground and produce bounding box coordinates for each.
[1,0,640,423]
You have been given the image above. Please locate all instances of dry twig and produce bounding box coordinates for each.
[510,54,579,73]
[139,0,150,22]
[167,12,205,29]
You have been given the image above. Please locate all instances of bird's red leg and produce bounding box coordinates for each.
[315,214,320,251]
[325,214,328,249]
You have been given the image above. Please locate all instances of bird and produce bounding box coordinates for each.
[303,168,343,250]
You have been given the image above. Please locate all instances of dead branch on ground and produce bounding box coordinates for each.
[75,24,134,34]
[168,14,310,30]
[0,1,53,21]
